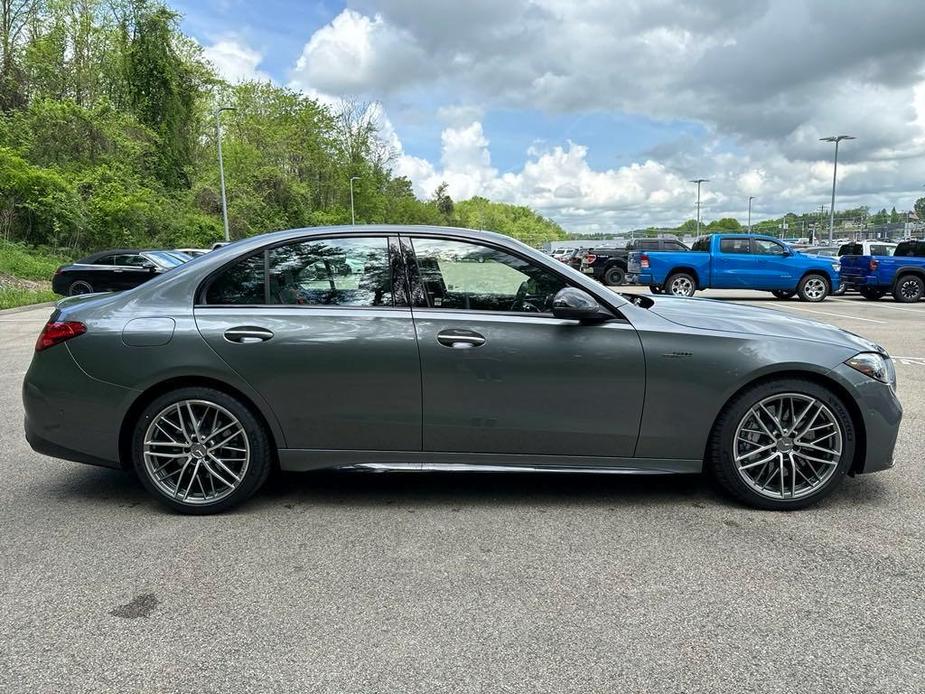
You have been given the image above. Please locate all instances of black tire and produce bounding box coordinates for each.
[132,387,272,514]
[665,272,697,297]
[833,283,847,296]
[649,285,663,294]
[859,287,885,301]
[706,378,855,511]
[892,274,924,303]
[603,265,626,286]
[796,273,829,302]
[68,280,94,296]
[771,289,795,300]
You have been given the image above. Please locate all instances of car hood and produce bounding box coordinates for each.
[646,296,883,354]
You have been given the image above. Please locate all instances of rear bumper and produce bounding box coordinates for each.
[23,344,137,469]
[626,272,654,285]
[840,273,877,288]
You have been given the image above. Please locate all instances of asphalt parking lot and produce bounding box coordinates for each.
[2,291,923,693]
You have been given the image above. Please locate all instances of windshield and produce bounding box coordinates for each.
[144,251,188,268]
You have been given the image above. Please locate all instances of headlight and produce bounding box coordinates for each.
[845,352,895,385]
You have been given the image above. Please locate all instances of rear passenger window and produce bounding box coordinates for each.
[206,253,266,304]
[719,238,750,254]
[895,242,921,257]
[268,237,393,307]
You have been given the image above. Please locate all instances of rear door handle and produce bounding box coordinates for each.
[436,329,485,349]
[224,326,274,344]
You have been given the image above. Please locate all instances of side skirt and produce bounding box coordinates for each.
[278,449,701,475]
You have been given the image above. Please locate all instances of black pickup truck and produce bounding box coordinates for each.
[579,237,689,286]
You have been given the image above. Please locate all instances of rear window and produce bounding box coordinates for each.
[838,243,862,256]
[719,238,750,254]
[895,241,925,257]
[869,245,894,256]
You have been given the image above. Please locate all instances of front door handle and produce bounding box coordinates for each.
[224,326,274,344]
[436,329,485,349]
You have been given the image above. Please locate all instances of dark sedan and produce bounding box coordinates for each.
[51,249,190,296]
[24,226,901,514]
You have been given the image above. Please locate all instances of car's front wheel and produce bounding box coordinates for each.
[707,378,854,510]
[797,273,829,302]
[132,387,272,514]
[665,272,697,297]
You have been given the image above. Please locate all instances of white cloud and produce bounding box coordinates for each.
[289,9,429,95]
[203,36,271,83]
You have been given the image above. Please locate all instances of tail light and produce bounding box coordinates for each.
[640,253,650,269]
[584,254,597,264]
[35,321,86,352]
[869,258,878,271]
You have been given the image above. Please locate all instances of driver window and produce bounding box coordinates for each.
[410,238,567,313]
[752,239,786,256]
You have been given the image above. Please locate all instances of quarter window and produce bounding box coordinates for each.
[410,238,567,313]
[268,237,393,307]
[206,253,266,305]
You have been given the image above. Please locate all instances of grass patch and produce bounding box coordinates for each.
[0,286,57,310]
[0,241,69,281]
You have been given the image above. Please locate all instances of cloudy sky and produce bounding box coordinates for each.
[173,0,925,233]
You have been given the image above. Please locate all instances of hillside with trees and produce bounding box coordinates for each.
[0,0,566,261]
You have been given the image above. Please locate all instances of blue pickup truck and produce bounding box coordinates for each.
[626,233,841,301]
[839,238,925,302]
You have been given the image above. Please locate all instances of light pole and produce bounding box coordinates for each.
[690,179,708,235]
[349,176,360,225]
[820,135,855,243]
[215,106,236,242]
[748,196,755,232]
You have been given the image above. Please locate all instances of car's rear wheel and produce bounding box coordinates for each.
[707,379,854,510]
[132,387,272,514]
[859,287,885,301]
[603,265,625,286]
[68,280,94,296]
[771,289,795,300]
[797,273,829,302]
[665,272,697,297]
[892,274,924,303]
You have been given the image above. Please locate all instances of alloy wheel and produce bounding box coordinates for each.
[142,399,250,505]
[68,281,93,296]
[802,277,827,301]
[900,278,922,300]
[669,276,695,297]
[733,393,842,500]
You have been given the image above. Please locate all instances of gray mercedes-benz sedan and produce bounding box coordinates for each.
[23,225,902,513]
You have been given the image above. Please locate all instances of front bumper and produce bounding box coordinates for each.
[23,344,138,469]
[829,362,902,474]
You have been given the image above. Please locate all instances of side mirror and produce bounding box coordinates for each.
[552,287,611,323]
[142,261,157,272]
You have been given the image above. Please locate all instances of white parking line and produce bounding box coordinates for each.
[892,356,925,366]
[759,304,887,324]
[830,297,924,314]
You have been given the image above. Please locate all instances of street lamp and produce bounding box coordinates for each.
[820,135,855,243]
[690,179,708,235]
[215,106,236,242]
[748,196,756,232]
[349,176,360,225]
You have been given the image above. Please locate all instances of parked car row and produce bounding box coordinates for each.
[51,246,217,296]
[618,233,925,303]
